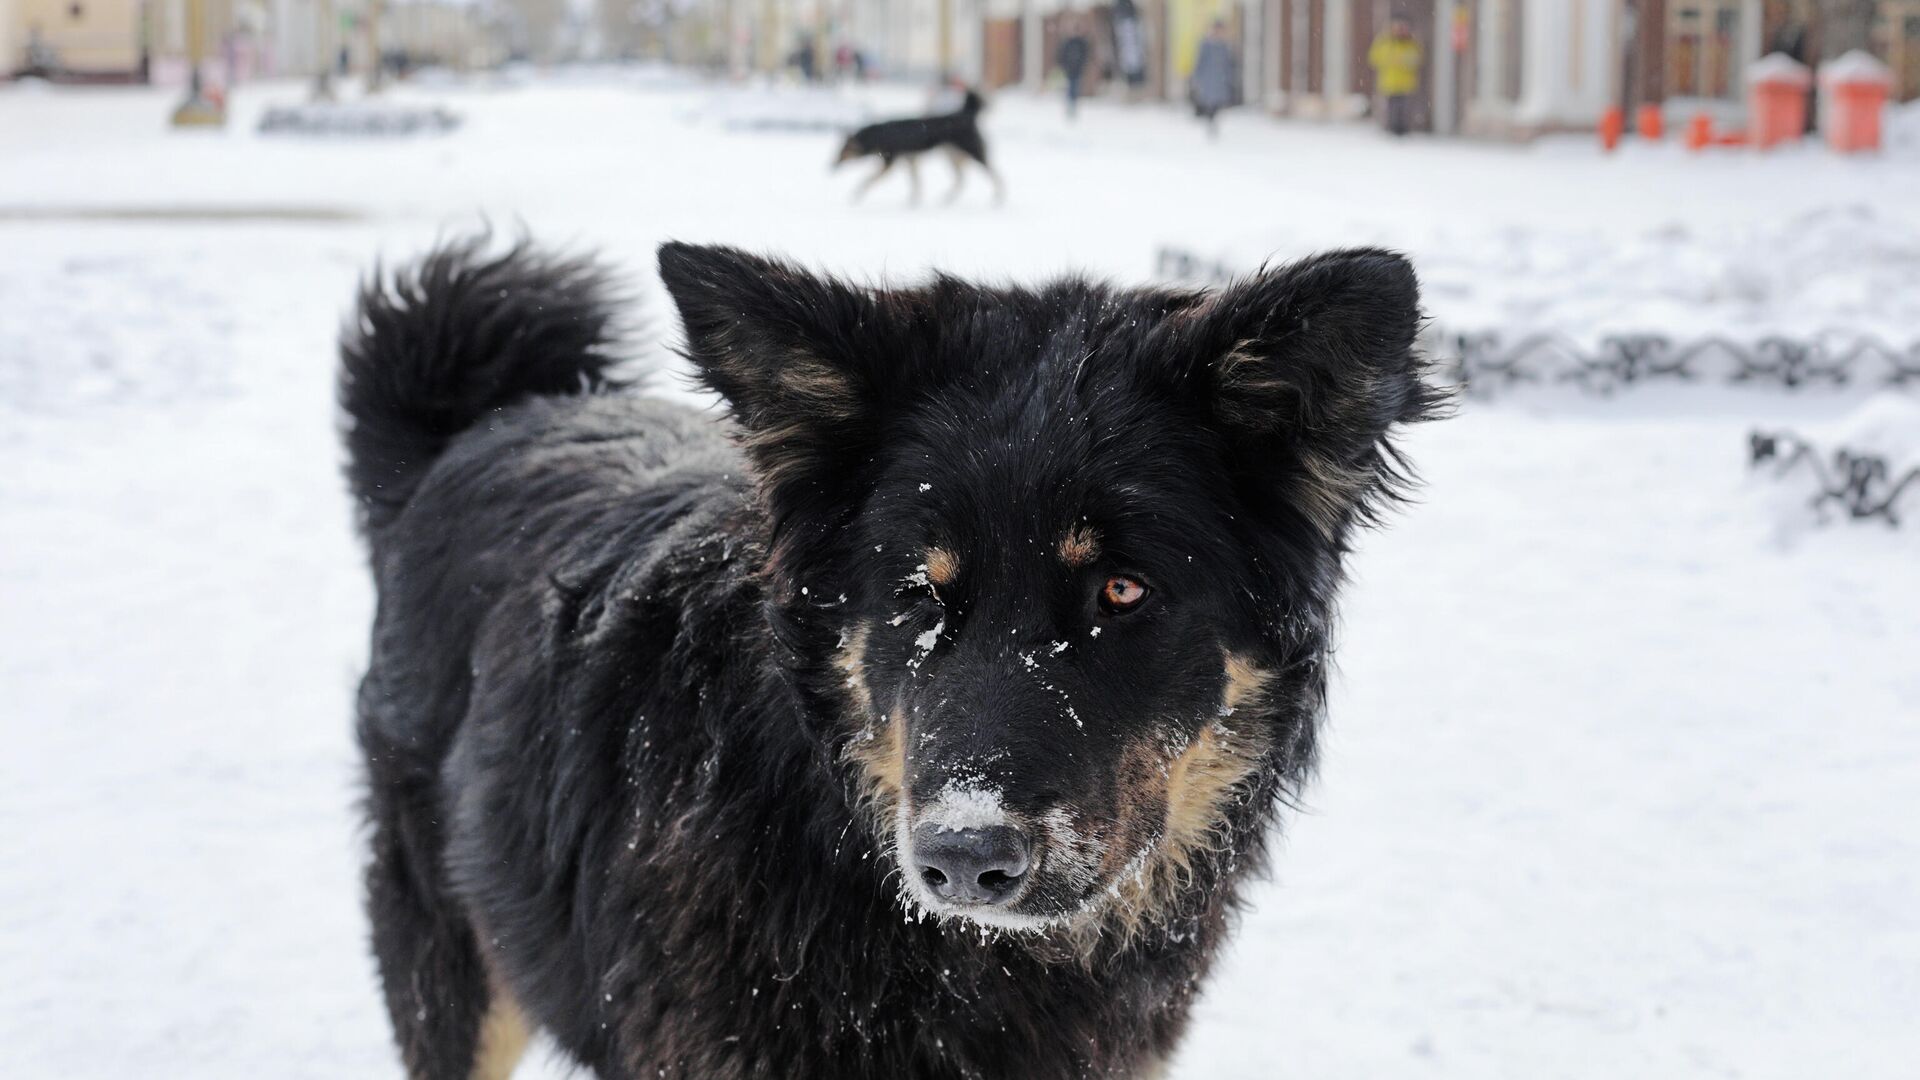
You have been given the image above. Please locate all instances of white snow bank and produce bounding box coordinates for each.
[1425,203,1920,342]
[697,83,877,132]
[1822,392,1920,465]
[1181,205,1920,348]
[0,248,241,411]
[1889,98,1920,156]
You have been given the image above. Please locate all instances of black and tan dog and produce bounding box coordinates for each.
[834,88,1003,205]
[340,238,1445,1079]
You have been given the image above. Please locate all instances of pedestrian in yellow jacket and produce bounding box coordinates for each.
[1369,18,1423,136]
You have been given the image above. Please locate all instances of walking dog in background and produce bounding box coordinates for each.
[833,87,1004,205]
[340,236,1444,1078]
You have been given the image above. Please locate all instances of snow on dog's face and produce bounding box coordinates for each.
[659,242,1443,935]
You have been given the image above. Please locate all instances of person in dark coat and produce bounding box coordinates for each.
[1190,20,1235,138]
[1058,26,1092,119]
[1112,0,1147,90]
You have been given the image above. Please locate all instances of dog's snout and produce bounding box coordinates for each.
[912,824,1031,906]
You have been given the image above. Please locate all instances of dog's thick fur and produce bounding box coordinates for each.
[834,89,1003,204]
[341,237,1444,1079]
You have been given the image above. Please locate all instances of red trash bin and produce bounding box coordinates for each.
[1636,103,1665,141]
[1746,53,1811,150]
[1821,50,1894,154]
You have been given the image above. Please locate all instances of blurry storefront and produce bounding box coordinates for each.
[1235,3,1440,131]
[1236,1,1920,139]
[973,2,1148,95]
[1624,1,1920,126]
[1252,1,1372,121]
[5,0,148,79]
[2,0,278,82]
[3,0,507,83]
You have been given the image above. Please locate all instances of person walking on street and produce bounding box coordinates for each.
[1368,17,1423,136]
[1190,20,1234,138]
[1058,25,1092,120]
[1112,0,1148,94]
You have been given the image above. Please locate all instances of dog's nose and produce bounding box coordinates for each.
[912,823,1031,906]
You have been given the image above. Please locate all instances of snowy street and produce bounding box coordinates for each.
[3,72,1917,1078]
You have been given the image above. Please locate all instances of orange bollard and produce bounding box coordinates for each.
[1821,50,1893,154]
[1684,112,1713,151]
[1599,105,1624,151]
[1747,53,1812,150]
[1636,103,1665,140]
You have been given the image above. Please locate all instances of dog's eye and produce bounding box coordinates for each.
[1097,575,1150,616]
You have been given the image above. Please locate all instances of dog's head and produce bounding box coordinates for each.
[832,133,866,168]
[658,243,1444,936]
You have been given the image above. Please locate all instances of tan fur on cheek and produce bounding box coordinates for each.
[834,624,874,720]
[1164,652,1273,860]
[1104,651,1275,938]
[1162,727,1254,862]
[838,625,907,828]
[1102,740,1171,878]
[1058,524,1101,568]
[848,709,907,816]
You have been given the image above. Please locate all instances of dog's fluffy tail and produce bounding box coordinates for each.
[339,236,629,532]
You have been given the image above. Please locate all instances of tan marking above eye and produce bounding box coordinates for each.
[924,547,959,588]
[1059,525,1101,568]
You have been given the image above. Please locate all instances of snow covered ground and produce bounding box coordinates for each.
[3,71,1916,1079]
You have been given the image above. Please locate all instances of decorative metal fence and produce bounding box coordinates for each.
[1153,246,1238,287]
[1748,430,1920,528]
[257,104,463,137]
[1439,332,1920,397]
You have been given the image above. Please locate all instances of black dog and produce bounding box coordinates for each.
[340,237,1444,1079]
[834,88,1003,204]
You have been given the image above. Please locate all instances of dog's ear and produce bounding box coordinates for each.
[1168,248,1447,536]
[658,240,896,497]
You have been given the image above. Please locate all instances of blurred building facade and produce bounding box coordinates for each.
[0,0,506,80]
[718,0,1920,139]
[4,0,149,79]
[5,0,1916,140]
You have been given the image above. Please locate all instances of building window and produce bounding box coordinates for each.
[1873,2,1920,102]
[1669,1,1742,99]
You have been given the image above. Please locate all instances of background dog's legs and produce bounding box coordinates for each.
[956,138,1005,206]
[905,154,922,205]
[365,768,499,1079]
[982,164,1006,205]
[943,147,967,204]
[853,159,893,203]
